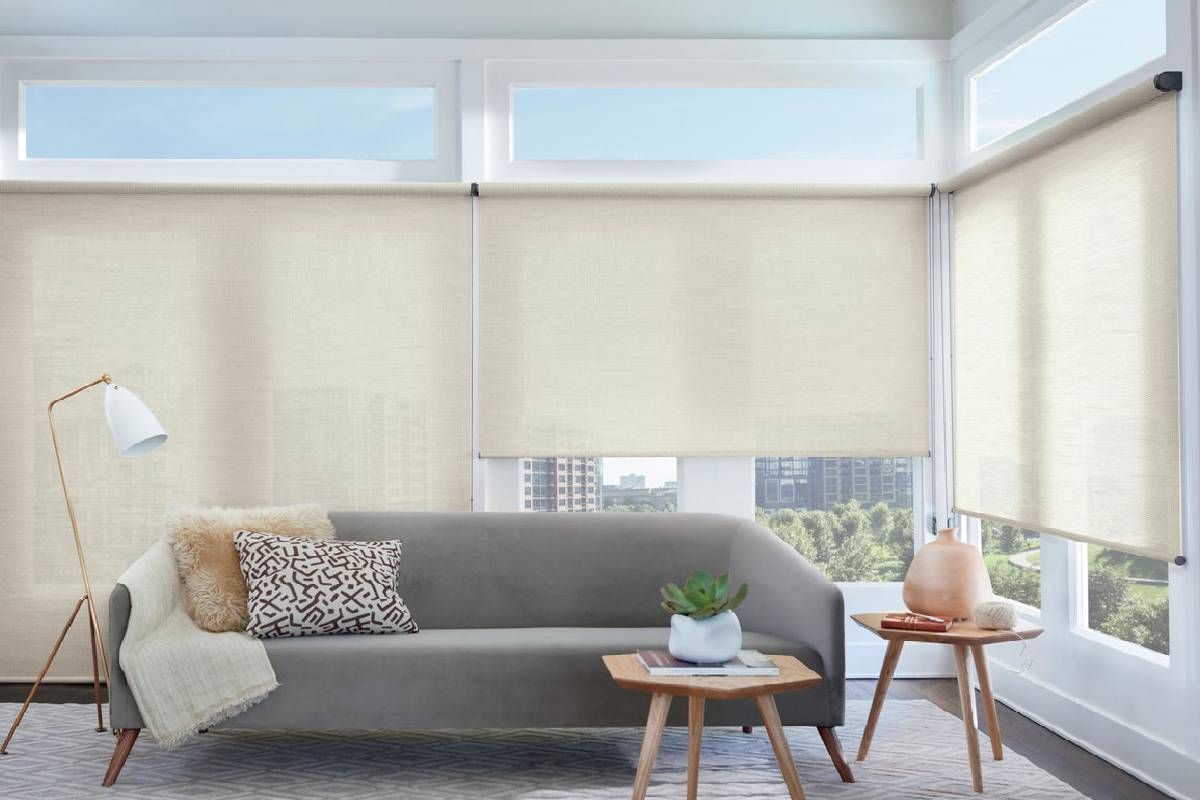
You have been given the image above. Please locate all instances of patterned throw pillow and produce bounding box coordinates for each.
[234,530,419,639]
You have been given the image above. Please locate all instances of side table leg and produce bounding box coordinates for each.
[953,644,984,793]
[971,644,1004,760]
[631,693,672,800]
[687,696,704,800]
[857,638,903,761]
[755,694,806,800]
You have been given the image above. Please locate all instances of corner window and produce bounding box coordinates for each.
[970,0,1166,150]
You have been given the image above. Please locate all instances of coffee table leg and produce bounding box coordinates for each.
[631,692,672,800]
[687,696,704,800]
[755,694,807,800]
[971,644,1004,760]
[857,638,903,761]
[953,644,985,793]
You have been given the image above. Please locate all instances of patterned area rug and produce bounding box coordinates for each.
[0,699,1087,799]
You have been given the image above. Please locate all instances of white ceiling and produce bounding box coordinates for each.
[0,0,955,40]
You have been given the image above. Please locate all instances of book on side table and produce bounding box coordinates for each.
[879,611,953,632]
[636,649,780,676]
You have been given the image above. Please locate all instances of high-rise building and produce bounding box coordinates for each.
[522,457,600,512]
[755,457,912,512]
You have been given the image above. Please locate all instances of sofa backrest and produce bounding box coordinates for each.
[329,511,744,629]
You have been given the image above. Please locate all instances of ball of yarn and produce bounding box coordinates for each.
[974,599,1017,630]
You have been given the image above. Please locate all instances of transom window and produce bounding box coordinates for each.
[970,0,1166,150]
[23,84,437,160]
[512,86,920,161]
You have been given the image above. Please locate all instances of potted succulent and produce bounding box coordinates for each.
[660,570,748,664]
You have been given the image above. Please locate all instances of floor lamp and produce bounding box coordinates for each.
[0,374,167,754]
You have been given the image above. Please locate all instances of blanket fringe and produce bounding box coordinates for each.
[153,679,280,751]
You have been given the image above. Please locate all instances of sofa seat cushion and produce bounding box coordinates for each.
[225,627,828,730]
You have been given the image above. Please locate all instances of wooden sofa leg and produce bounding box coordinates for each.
[102,728,139,787]
[817,726,855,783]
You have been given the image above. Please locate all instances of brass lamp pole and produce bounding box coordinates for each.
[1,374,167,754]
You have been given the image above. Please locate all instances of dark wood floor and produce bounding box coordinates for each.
[1,679,1168,799]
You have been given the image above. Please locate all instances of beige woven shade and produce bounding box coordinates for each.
[0,185,472,678]
[952,95,1181,560]
[477,186,930,457]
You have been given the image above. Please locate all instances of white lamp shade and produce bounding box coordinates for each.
[104,383,167,457]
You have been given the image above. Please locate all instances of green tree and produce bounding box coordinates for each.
[758,500,914,582]
[988,563,1040,607]
[1102,596,1169,655]
[1087,563,1130,630]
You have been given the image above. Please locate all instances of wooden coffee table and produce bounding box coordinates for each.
[851,612,1044,793]
[604,653,849,800]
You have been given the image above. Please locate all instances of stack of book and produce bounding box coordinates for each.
[880,612,953,632]
[636,649,780,676]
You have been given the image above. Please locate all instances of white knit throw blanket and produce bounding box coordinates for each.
[117,541,278,749]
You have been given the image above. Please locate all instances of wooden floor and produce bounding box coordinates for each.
[0,679,1168,800]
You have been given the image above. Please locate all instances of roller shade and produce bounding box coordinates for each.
[478,184,930,457]
[952,94,1181,560]
[0,183,472,678]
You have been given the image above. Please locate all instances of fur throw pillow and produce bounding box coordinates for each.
[165,504,336,632]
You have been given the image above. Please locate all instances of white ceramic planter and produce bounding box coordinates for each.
[667,610,742,664]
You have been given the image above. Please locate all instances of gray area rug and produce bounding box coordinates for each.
[0,699,1087,799]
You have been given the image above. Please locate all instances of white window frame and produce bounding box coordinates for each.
[1,59,460,182]
[485,59,947,183]
[965,0,1170,153]
[950,0,1183,175]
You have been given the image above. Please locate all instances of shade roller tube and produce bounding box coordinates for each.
[952,94,1181,560]
[0,181,472,196]
[479,182,935,199]
[0,187,472,678]
[478,189,930,457]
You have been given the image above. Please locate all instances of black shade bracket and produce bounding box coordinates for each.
[1154,71,1183,92]
[470,182,480,196]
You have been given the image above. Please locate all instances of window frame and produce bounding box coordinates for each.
[1,59,460,182]
[485,59,947,183]
[951,0,1183,175]
[965,0,1168,153]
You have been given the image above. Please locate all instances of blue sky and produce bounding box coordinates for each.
[514,86,918,161]
[24,85,436,159]
[602,457,676,489]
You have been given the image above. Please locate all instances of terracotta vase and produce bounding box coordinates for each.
[902,527,993,620]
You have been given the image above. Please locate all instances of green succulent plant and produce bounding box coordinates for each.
[660,570,748,619]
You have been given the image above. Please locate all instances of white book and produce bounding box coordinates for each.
[636,649,781,676]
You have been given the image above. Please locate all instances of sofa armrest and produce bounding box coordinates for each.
[729,519,845,726]
[108,582,144,730]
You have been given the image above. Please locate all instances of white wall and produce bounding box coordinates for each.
[0,0,954,40]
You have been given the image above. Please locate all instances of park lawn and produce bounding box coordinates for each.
[1129,582,1168,602]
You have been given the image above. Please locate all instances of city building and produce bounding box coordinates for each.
[755,457,913,512]
[522,457,600,512]
[618,473,646,489]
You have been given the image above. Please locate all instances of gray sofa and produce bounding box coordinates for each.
[108,512,847,782]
